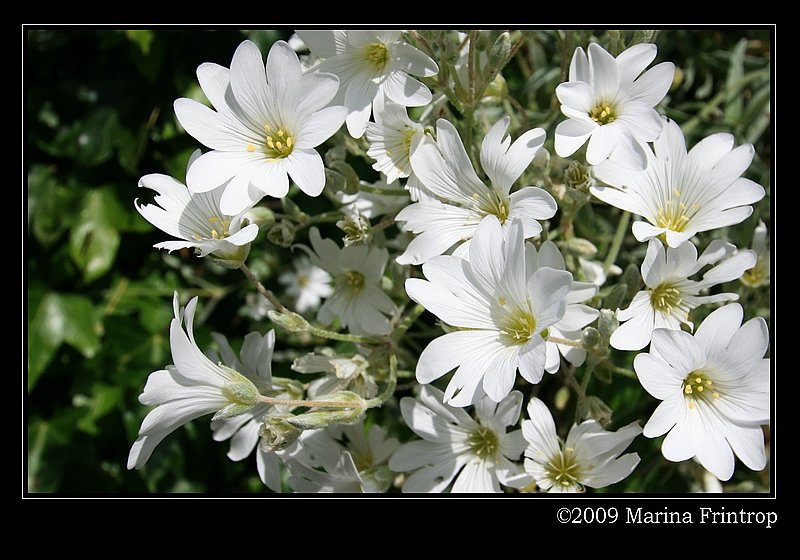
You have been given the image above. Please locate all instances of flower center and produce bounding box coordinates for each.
[364,42,389,70]
[251,125,294,160]
[401,127,417,151]
[654,189,701,232]
[650,283,682,314]
[339,270,365,293]
[500,307,537,345]
[545,446,583,490]
[467,425,500,460]
[589,102,616,125]
[297,273,310,287]
[741,260,768,288]
[682,370,720,408]
[207,215,231,239]
[480,191,511,223]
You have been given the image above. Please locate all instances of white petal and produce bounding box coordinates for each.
[588,43,620,100]
[186,150,260,194]
[390,42,438,77]
[634,353,682,400]
[693,303,743,359]
[586,123,623,165]
[643,394,683,438]
[649,328,704,375]
[344,78,378,138]
[285,149,326,197]
[628,61,674,106]
[724,424,766,472]
[554,118,594,158]
[615,43,656,83]
[415,330,494,384]
[610,301,654,351]
[452,460,499,493]
[522,398,560,461]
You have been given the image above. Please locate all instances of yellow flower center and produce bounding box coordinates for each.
[650,283,682,314]
[682,370,720,409]
[545,446,583,490]
[500,307,537,345]
[364,42,389,70]
[654,189,701,232]
[479,191,511,223]
[195,215,231,241]
[589,102,616,125]
[467,426,500,460]
[249,124,294,160]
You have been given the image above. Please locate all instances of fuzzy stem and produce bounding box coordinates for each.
[365,347,398,408]
[259,395,359,409]
[239,262,286,313]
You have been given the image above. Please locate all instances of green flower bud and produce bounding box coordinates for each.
[267,309,310,333]
[603,283,628,311]
[243,206,275,228]
[581,326,601,349]
[565,237,598,258]
[579,396,614,426]
[328,161,361,195]
[564,160,592,192]
[259,415,302,452]
[285,391,366,430]
[598,309,619,341]
[266,219,295,247]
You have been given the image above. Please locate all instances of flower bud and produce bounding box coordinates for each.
[259,415,302,452]
[243,206,275,228]
[208,243,252,269]
[565,237,598,258]
[598,309,619,341]
[328,161,361,195]
[267,309,310,333]
[603,283,628,311]
[579,396,614,426]
[285,391,366,430]
[581,326,601,350]
[564,160,592,192]
[337,210,371,246]
[266,219,295,247]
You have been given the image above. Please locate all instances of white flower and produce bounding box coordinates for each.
[135,151,258,264]
[292,349,377,398]
[555,42,674,169]
[334,178,410,219]
[522,397,641,492]
[741,220,770,288]
[592,119,766,247]
[288,423,399,493]
[277,256,332,314]
[127,294,261,470]
[208,330,290,491]
[366,98,425,184]
[388,386,530,493]
[174,40,347,215]
[529,241,600,373]
[302,227,396,335]
[396,116,556,265]
[296,30,438,138]
[634,303,769,481]
[406,217,572,406]
[610,238,756,351]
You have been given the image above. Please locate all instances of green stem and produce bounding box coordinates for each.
[393,304,426,340]
[306,323,383,345]
[610,365,638,380]
[603,211,630,274]
[358,184,409,197]
[259,395,359,409]
[365,347,398,408]
[239,262,286,313]
[369,216,396,234]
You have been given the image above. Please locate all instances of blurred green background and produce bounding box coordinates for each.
[26,29,771,493]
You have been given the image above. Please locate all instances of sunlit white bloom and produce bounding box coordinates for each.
[289,422,399,493]
[366,98,425,184]
[292,349,377,398]
[296,30,438,137]
[610,238,756,351]
[277,256,332,314]
[135,152,258,265]
[334,178,410,219]
[128,294,261,470]
[741,220,770,288]
[555,42,674,169]
[592,119,765,247]
[209,330,293,491]
[529,241,599,373]
[303,227,396,335]
[406,217,572,406]
[174,40,346,214]
[634,304,769,481]
[522,397,641,492]
[389,386,530,493]
[396,117,556,265]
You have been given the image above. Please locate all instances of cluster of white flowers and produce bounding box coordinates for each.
[129,31,770,493]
